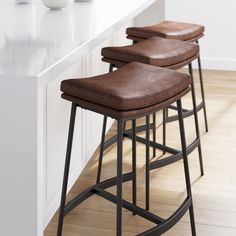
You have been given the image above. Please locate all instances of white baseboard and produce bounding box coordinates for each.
[192,57,236,71]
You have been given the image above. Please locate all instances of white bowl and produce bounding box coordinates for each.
[42,0,73,10]
[15,0,32,3]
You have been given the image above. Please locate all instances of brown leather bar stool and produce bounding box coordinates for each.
[126,20,204,42]
[126,20,208,132]
[97,37,204,211]
[97,37,204,191]
[57,62,196,236]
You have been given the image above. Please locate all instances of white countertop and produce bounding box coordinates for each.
[0,0,155,78]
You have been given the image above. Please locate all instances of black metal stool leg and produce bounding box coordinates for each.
[177,99,196,236]
[188,63,204,176]
[152,113,156,158]
[132,119,137,214]
[96,115,107,183]
[97,63,114,183]
[117,118,124,236]
[162,109,166,155]
[57,103,77,236]
[146,115,150,211]
[196,40,208,133]
[109,63,114,73]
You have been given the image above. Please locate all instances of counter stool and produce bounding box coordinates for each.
[97,37,204,190]
[126,20,208,132]
[57,62,196,236]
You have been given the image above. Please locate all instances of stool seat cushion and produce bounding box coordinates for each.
[61,62,191,111]
[101,37,199,68]
[126,20,205,42]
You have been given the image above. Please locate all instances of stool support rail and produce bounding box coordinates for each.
[64,172,133,216]
[61,168,193,235]
[149,139,200,170]
[137,196,192,236]
[165,101,204,123]
[101,131,200,171]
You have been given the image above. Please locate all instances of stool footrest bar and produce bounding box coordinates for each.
[125,123,154,134]
[95,188,164,224]
[64,187,94,217]
[99,172,133,189]
[124,133,179,155]
[137,196,192,236]
[150,138,200,170]
[103,123,155,151]
[167,105,189,113]
[64,172,134,216]
[104,135,118,150]
[166,102,204,123]
[186,138,200,156]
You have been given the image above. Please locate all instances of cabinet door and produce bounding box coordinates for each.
[82,37,114,166]
[45,60,84,220]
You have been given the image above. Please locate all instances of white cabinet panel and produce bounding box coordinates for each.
[45,60,84,224]
[83,37,114,166]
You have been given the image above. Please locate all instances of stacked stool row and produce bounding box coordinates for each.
[57,21,207,235]
[126,20,208,132]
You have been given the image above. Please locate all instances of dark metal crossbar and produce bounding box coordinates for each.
[150,139,200,170]
[137,197,192,236]
[63,171,192,235]
[166,102,204,123]
[95,188,164,224]
[64,172,133,216]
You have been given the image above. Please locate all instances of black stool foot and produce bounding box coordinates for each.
[189,204,197,236]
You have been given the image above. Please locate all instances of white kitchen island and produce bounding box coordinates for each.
[0,0,164,235]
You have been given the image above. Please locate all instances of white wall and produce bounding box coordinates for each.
[166,0,236,71]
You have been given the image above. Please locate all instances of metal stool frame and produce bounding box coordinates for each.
[131,38,208,134]
[163,40,208,133]
[96,62,204,190]
[57,97,196,236]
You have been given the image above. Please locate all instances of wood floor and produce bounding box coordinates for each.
[45,70,236,236]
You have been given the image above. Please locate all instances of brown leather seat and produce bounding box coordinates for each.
[102,37,199,69]
[61,62,191,117]
[126,20,205,42]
